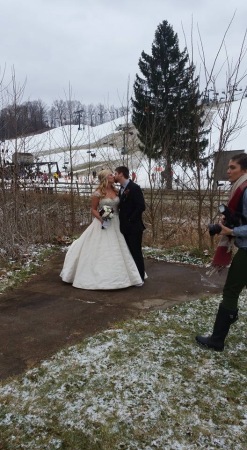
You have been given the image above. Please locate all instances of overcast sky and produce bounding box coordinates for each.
[1,0,247,108]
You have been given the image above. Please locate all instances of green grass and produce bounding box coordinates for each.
[143,245,212,266]
[0,292,247,449]
[0,245,58,294]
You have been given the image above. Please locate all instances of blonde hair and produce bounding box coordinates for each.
[94,169,117,198]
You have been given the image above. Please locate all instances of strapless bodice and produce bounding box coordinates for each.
[99,197,119,213]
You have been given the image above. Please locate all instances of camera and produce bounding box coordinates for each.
[208,223,222,236]
[208,204,239,236]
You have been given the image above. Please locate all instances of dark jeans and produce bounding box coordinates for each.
[222,248,247,310]
[123,231,145,281]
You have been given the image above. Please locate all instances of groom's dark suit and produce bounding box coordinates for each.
[118,179,145,281]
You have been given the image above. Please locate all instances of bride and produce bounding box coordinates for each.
[60,169,143,289]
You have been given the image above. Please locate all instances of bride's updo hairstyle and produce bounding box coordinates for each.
[95,169,117,198]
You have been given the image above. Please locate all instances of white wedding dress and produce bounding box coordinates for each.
[60,196,143,289]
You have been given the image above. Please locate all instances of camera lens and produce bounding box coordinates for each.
[208,223,222,236]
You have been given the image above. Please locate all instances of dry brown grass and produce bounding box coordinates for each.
[143,189,219,250]
[0,188,221,264]
[0,190,91,263]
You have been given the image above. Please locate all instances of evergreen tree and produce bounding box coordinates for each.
[132,20,208,188]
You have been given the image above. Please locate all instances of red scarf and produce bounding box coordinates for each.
[211,179,247,271]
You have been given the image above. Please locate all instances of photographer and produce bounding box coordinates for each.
[196,153,247,351]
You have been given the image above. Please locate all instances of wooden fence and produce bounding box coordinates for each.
[0,179,230,204]
[0,180,94,196]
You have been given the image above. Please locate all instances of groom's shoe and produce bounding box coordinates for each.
[135,281,144,287]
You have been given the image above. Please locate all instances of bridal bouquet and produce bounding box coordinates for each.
[99,205,114,229]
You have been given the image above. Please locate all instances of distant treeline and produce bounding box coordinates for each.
[0,99,127,141]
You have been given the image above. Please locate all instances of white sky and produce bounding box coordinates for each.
[1,0,247,107]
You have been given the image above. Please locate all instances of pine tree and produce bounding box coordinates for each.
[132,20,208,188]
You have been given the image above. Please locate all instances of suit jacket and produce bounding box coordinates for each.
[118,179,145,235]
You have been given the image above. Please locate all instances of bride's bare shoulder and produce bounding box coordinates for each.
[92,189,101,198]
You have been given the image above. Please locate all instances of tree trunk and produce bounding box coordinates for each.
[164,151,173,189]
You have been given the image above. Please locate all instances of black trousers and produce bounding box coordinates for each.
[123,231,145,281]
[222,248,247,310]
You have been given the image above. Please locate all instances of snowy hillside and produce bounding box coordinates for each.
[4,98,247,188]
[5,115,159,188]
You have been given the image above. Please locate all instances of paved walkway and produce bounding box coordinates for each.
[0,251,226,380]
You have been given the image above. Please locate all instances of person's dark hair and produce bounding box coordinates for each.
[115,166,129,179]
[230,153,247,170]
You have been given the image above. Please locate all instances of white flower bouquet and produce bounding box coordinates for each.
[99,205,114,229]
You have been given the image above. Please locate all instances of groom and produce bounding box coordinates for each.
[114,166,146,283]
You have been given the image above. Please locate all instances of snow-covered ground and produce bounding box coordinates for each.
[0,246,246,449]
[0,290,246,449]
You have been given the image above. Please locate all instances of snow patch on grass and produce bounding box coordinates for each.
[0,292,246,449]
